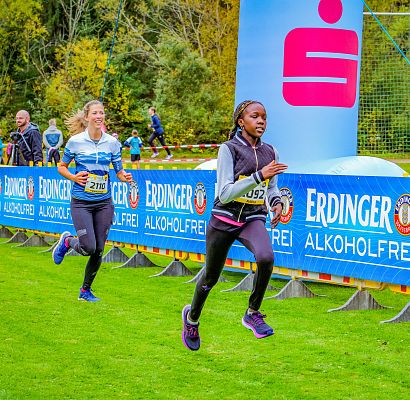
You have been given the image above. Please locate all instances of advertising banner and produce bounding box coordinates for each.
[0,167,409,286]
[235,0,363,166]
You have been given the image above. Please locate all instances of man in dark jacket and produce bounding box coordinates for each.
[14,110,43,166]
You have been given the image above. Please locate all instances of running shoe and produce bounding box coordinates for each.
[181,304,200,351]
[78,288,101,302]
[242,310,274,338]
[165,154,173,160]
[151,152,159,158]
[52,231,72,265]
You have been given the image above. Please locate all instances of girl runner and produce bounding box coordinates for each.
[182,100,287,350]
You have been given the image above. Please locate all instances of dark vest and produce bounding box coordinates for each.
[212,133,277,223]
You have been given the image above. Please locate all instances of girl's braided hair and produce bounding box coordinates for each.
[65,100,104,135]
[228,100,263,140]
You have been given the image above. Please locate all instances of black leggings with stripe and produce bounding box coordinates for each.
[189,216,274,321]
[67,198,114,290]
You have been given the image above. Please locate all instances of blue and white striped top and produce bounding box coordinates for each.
[62,130,124,201]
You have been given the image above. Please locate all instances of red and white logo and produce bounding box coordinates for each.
[394,194,410,235]
[129,180,140,209]
[194,182,207,215]
[280,187,294,224]
[27,176,35,200]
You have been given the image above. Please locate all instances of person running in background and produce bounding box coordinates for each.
[52,100,132,302]
[147,107,172,160]
[124,129,143,169]
[181,100,288,351]
[43,118,64,165]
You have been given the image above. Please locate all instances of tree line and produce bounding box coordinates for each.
[0,0,408,150]
[0,0,239,145]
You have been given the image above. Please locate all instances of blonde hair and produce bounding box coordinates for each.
[65,100,104,135]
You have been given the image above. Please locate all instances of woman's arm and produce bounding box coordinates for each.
[57,161,89,186]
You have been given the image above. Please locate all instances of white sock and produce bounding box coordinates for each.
[187,313,199,325]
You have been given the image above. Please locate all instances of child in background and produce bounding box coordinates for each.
[124,129,143,169]
[181,100,288,351]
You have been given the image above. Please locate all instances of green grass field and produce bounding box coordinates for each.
[0,239,409,399]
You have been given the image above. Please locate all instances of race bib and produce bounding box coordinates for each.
[85,173,108,194]
[235,175,269,205]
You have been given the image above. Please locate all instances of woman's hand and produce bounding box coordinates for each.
[261,161,288,180]
[73,171,89,186]
[270,203,283,228]
[117,170,133,183]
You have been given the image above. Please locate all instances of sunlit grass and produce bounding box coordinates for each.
[0,240,409,399]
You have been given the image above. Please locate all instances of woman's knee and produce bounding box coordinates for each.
[78,243,96,256]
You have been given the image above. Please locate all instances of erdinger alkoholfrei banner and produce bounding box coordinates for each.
[1,167,410,286]
[235,0,363,166]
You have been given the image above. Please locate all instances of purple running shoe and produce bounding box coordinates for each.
[181,304,200,351]
[242,310,274,339]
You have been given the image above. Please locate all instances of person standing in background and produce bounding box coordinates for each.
[14,110,43,166]
[148,107,172,160]
[124,129,143,169]
[43,118,64,165]
[0,129,6,164]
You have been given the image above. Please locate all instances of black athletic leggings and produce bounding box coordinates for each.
[148,133,171,155]
[67,198,114,290]
[190,216,274,321]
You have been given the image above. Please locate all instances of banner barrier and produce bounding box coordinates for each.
[0,166,409,287]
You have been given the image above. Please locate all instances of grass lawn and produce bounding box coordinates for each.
[0,239,409,399]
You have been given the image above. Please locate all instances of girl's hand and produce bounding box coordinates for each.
[261,161,288,180]
[74,171,89,186]
[270,203,283,228]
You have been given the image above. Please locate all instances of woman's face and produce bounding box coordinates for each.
[85,104,105,130]
[238,102,267,140]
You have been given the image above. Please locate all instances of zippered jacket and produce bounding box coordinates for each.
[212,132,282,223]
[16,123,43,166]
[61,130,124,202]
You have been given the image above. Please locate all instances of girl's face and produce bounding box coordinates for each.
[85,104,105,130]
[238,102,267,142]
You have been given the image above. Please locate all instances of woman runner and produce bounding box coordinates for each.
[52,100,132,301]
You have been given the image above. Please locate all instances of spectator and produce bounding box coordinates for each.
[43,118,63,165]
[14,110,43,166]
[0,129,6,164]
[124,129,143,169]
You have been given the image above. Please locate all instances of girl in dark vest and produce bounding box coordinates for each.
[182,100,287,351]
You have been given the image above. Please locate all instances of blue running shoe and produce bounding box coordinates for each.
[242,310,274,339]
[181,304,200,351]
[78,288,101,302]
[52,231,72,265]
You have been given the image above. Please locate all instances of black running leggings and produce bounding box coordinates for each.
[148,133,171,155]
[67,198,114,290]
[189,216,274,321]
